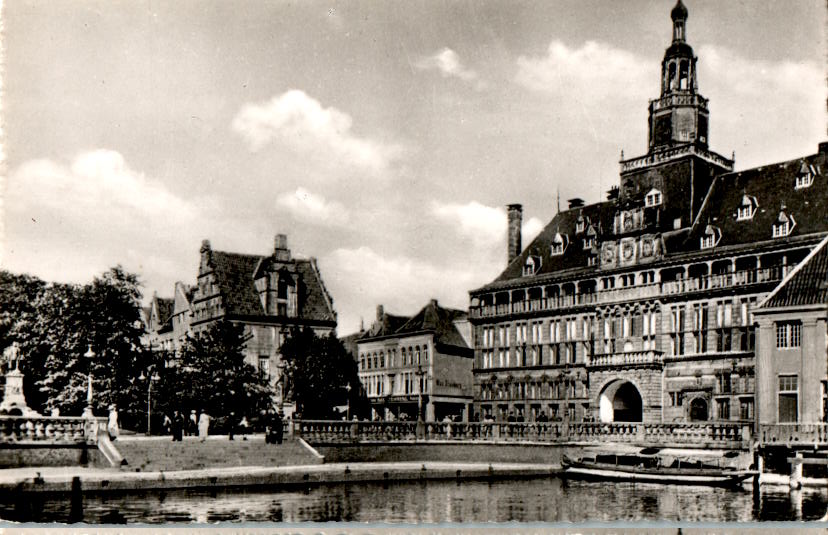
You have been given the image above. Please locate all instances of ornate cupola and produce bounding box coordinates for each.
[648,0,709,151]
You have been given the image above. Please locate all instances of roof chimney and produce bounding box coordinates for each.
[819,141,828,155]
[274,234,290,262]
[568,198,585,209]
[376,304,384,322]
[430,298,438,308]
[607,186,620,201]
[507,204,523,265]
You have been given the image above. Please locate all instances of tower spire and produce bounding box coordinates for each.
[671,0,688,43]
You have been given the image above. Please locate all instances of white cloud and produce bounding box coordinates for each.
[276,187,350,227]
[516,40,654,102]
[431,200,544,248]
[232,89,404,174]
[322,246,481,334]
[416,48,486,90]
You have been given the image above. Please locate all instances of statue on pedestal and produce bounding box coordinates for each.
[0,342,40,417]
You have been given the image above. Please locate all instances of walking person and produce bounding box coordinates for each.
[107,404,119,441]
[198,411,210,442]
[188,410,198,437]
[171,410,184,441]
[273,410,284,444]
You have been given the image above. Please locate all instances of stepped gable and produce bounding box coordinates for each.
[396,300,470,350]
[685,148,828,251]
[760,235,828,309]
[156,297,174,324]
[481,200,615,289]
[209,250,336,322]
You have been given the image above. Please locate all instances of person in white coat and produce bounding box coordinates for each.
[198,412,210,442]
[107,405,119,440]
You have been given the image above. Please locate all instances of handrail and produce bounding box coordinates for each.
[0,415,107,444]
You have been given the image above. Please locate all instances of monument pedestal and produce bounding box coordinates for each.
[0,369,40,416]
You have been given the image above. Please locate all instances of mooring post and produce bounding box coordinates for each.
[789,451,803,489]
[69,476,83,523]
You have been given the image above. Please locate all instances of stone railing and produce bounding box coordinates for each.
[758,423,828,446]
[586,350,663,369]
[0,415,106,444]
[296,419,750,448]
[620,144,733,173]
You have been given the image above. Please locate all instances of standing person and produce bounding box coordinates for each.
[171,410,184,441]
[107,404,119,441]
[188,410,198,437]
[227,411,236,441]
[198,411,210,442]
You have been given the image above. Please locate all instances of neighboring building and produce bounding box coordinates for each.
[142,293,175,351]
[357,300,474,421]
[468,1,828,424]
[755,235,828,425]
[146,234,338,409]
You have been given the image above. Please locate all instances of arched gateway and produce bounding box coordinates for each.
[598,380,643,423]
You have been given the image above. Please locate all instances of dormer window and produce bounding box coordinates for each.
[587,256,597,267]
[772,211,795,238]
[550,233,568,256]
[582,236,595,250]
[523,255,541,276]
[700,225,721,249]
[645,188,663,208]
[736,194,757,221]
[576,218,585,234]
[795,161,817,190]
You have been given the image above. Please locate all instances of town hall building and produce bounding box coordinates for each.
[469,0,828,425]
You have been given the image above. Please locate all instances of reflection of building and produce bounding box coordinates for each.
[144,234,337,407]
[755,236,828,425]
[469,1,828,424]
[357,300,473,421]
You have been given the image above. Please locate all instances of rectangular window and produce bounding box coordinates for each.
[718,372,731,394]
[693,304,708,353]
[717,399,730,420]
[258,356,270,378]
[737,205,753,220]
[778,375,798,423]
[670,306,685,356]
[775,321,801,348]
[822,381,828,423]
[669,391,683,406]
[740,398,754,420]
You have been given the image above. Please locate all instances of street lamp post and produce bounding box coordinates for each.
[345,383,352,420]
[139,368,161,435]
[82,345,95,418]
[415,365,426,421]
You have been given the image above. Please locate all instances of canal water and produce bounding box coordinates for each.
[2,477,826,523]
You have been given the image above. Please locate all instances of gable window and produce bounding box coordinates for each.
[700,225,721,249]
[550,233,568,256]
[575,216,587,234]
[523,256,541,276]
[775,321,801,349]
[795,161,816,189]
[582,237,595,250]
[772,211,795,237]
[736,195,757,221]
[258,356,270,378]
[587,255,597,267]
[645,188,662,208]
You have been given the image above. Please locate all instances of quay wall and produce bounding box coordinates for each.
[314,441,570,465]
[0,443,104,469]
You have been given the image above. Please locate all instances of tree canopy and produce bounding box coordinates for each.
[279,327,365,419]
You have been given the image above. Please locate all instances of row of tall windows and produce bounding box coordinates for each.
[669,299,755,356]
[359,345,429,371]
[479,380,588,401]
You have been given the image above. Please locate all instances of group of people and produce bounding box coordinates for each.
[164,410,211,442]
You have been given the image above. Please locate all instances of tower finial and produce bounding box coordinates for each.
[671,0,688,42]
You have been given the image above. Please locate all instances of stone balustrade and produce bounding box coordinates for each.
[470,266,784,320]
[295,419,750,448]
[586,350,663,369]
[0,415,106,444]
[759,423,828,446]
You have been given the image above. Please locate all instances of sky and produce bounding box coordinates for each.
[1,0,825,335]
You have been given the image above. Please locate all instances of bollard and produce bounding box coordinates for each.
[69,476,83,523]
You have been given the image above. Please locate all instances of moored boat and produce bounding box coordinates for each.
[561,448,757,486]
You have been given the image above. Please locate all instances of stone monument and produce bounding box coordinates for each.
[0,342,40,416]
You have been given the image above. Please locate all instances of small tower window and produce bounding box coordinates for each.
[550,233,568,256]
[645,188,663,208]
[736,195,757,221]
[795,161,817,190]
[700,225,721,249]
[772,210,795,238]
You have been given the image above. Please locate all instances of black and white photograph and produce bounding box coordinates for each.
[0,0,826,530]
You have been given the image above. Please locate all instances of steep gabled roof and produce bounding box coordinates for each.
[209,250,336,323]
[397,300,469,349]
[685,150,828,250]
[364,310,410,339]
[759,235,828,309]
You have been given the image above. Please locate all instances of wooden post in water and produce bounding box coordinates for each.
[69,476,83,523]
[789,451,803,489]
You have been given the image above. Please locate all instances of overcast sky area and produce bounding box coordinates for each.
[1,0,825,335]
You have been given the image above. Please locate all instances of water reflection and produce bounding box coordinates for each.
[1,477,826,524]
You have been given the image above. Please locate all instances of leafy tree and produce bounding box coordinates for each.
[151,321,273,429]
[279,327,365,419]
[0,270,46,355]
